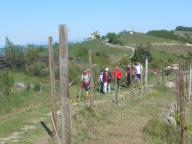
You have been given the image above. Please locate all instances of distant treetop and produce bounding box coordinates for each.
[175,26,192,32]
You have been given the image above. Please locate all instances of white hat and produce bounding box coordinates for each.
[105,67,109,71]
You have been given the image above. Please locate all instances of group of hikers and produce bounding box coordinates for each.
[81,62,143,97]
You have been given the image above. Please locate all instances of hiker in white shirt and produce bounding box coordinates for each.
[135,62,143,82]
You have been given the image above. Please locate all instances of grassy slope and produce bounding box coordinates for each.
[0,39,132,143]
[174,30,192,39]
[119,32,174,46]
[1,33,191,143]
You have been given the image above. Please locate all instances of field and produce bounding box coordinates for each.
[1,30,192,144]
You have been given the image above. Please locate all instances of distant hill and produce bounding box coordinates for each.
[175,26,192,32]
[117,31,175,46]
[174,30,192,40]
[147,28,192,44]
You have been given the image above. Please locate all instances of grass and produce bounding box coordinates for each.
[118,32,174,46]
[151,44,192,55]
[149,48,178,67]
[0,72,52,143]
[1,35,192,143]
[71,81,177,144]
[143,117,179,144]
[1,69,192,144]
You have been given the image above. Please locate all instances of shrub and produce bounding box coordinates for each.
[106,32,123,45]
[33,83,41,92]
[0,71,14,97]
[131,45,153,63]
[25,62,47,77]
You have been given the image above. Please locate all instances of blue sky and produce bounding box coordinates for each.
[0,0,191,45]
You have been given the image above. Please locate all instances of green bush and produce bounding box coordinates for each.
[0,71,14,97]
[131,44,153,63]
[106,32,123,45]
[25,62,47,77]
[33,83,41,92]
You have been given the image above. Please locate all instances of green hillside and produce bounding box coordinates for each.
[174,30,192,39]
[1,28,192,144]
[118,31,174,46]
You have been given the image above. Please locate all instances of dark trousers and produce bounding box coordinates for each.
[116,78,121,89]
[126,74,131,86]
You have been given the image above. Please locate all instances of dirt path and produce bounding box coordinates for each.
[104,42,135,59]
[80,90,152,144]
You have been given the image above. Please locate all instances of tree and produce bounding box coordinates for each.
[4,37,25,69]
[0,71,14,97]
[131,45,153,63]
[4,37,16,67]
[106,32,123,45]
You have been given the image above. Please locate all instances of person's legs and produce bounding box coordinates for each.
[117,79,120,89]
[103,82,107,94]
[127,75,131,87]
[108,83,111,93]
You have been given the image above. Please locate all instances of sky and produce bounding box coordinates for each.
[0,0,191,45]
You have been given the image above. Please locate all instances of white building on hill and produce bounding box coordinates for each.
[87,31,101,40]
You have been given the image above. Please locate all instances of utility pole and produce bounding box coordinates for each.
[59,24,71,144]
[48,36,58,136]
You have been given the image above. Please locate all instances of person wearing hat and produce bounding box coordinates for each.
[103,67,112,94]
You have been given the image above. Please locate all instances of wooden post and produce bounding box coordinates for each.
[48,36,58,136]
[140,63,144,94]
[176,70,180,111]
[88,49,94,108]
[179,65,186,144]
[144,58,148,89]
[162,61,165,82]
[189,64,192,101]
[59,24,71,144]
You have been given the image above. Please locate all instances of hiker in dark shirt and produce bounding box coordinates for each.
[126,64,131,87]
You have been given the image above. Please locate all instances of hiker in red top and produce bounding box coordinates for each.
[112,66,123,89]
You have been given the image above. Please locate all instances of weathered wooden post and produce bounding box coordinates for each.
[161,61,165,82]
[189,64,192,101]
[59,24,71,144]
[144,58,148,89]
[88,49,94,108]
[48,36,58,136]
[179,64,186,144]
[176,69,180,111]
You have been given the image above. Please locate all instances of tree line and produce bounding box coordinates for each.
[176,26,192,32]
[3,37,51,76]
[147,30,192,44]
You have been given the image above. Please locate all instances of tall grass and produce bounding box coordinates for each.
[143,117,179,144]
